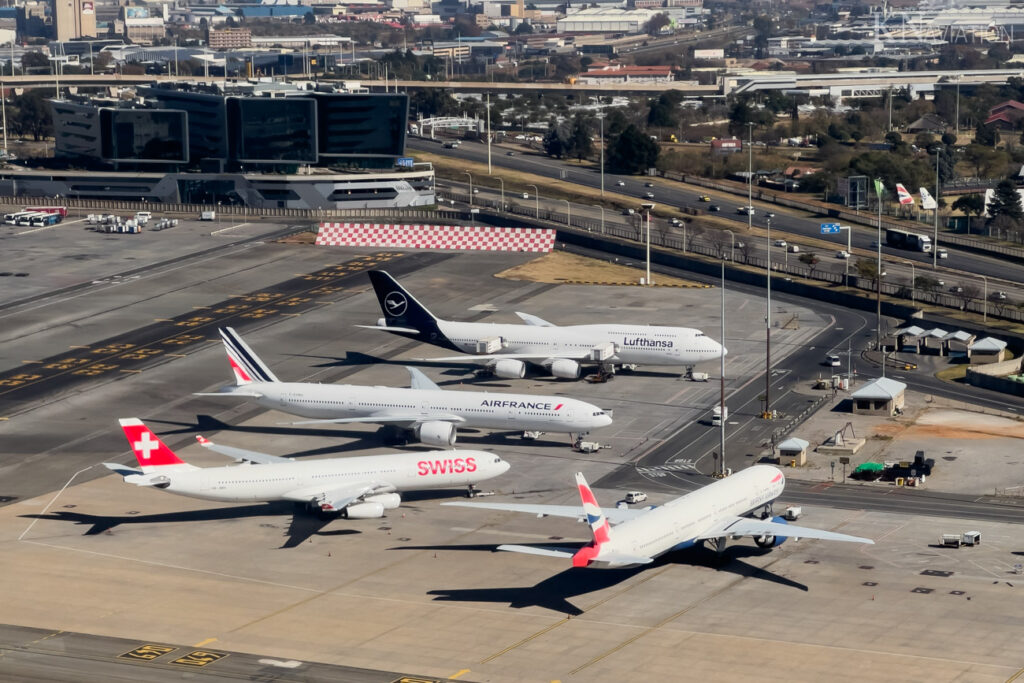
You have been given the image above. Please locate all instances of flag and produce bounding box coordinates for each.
[919,187,937,210]
[895,183,915,206]
[874,179,884,198]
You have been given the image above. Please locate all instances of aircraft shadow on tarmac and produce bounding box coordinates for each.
[394,543,807,615]
[20,503,362,549]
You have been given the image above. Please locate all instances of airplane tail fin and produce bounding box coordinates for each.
[219,327,279,385]
[118,418,197,472]
[368,270,440,329]
[572,472,611,567]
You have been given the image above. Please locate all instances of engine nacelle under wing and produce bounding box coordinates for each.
[343,502,386,519]
[490,358,526,379]
[364,493,401,510]
[754,516,789,548]
[416,420,456,447]
[549,358,581,379]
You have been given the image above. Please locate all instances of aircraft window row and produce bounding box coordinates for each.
[219,477,293,484]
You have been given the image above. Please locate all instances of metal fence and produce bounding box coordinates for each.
[439,188,1024,324]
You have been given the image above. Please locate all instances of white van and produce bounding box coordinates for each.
[624,491,647,504]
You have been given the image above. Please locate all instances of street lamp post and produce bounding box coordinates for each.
[840,225,851,286]
[933,147,940,269]
[642,203,655,286]
[597,113,605,198]
[724,228,735,261]
[591,204,605,234]
[746,122,754,230]
[562,199,571,227]
[527,184,539,218]
[980,274,988,322]
[875,178,883,353]
[463,171,473,206]
[764,212,774,419]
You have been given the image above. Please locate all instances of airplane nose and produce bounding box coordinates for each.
[718,342,728,357]
[498,458,511,474]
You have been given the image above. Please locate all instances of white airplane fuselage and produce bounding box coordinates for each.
[438,321,724,367]
[593,466,785,566]
[137,451,506,504]
[243,382,611,433]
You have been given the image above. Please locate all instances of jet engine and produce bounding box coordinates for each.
[549,359,581,379]
[364,493,401,510]
[754,516,789,549]
[342,502,386,519]
[416,421,457,447]
[490,358,526,379]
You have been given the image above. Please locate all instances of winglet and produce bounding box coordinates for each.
[407,366,441,392]
[196,435,212,447]
[118,418,188,469]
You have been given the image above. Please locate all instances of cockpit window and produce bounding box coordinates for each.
[593,411,605,416]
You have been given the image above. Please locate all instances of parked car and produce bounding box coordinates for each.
[624,491,648,504]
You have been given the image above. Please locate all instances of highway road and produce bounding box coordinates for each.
[413,138,1024,288]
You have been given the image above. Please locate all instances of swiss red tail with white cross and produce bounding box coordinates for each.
[119,418,189,471]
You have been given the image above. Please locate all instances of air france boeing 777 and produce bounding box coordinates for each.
[359,271,725,380]
[105,418,509,518]
[445,466,872,568]
[196,328,611,447]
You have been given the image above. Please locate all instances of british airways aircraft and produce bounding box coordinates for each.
[445,467,872,568]
[106,419,509,518]
[358,271,726,380]
[196,328,612,447]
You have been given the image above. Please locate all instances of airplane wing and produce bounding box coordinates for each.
[195,435,293,464]
[497,544,576,559]
[282,481,381,512]
[416,352,591,362]
[407,366,441,391]
[354,324,422,335]
[442,501,646,526]
[515,312,556,327]
[287,413,465,427]
[102,462,143,477]
[695,517,874,545]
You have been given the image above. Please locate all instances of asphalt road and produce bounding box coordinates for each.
[414,139,1024,287]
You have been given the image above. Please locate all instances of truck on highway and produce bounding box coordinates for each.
[885,228,932,253]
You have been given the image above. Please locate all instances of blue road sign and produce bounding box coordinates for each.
[820,223,841,234]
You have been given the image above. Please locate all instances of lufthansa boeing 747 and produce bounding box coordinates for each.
[359,271,725,380]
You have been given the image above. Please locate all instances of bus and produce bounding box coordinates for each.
[16,212,50,226]
[885,228,932,252]
[25,206,67,219]
[4,211,35,225]
[29,212,61,227]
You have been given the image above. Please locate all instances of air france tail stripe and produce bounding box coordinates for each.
[220,329,275,383]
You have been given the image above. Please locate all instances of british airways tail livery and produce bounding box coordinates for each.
[359,270,726,380]
[445,466,873,569]
[105,418,509,518]
[196,328,612,447]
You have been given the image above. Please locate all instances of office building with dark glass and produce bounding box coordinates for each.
[37,82,430,209]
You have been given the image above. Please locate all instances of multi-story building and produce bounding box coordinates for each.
[53,0,96,41]
[208,27,252,50]
[42,82,432,209]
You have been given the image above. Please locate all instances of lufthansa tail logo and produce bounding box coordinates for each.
[384,291,408,316]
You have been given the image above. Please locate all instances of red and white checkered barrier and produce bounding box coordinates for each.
[315,223,556,252]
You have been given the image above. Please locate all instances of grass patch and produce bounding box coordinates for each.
[935,364,969,382]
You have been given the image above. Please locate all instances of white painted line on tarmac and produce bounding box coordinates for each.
[14,217,87,236]
[211,222,249,235]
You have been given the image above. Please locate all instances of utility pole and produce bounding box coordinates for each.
[764,212,774,419]
[876,179,883,353]
[486,92,492,174]
[746,122,754,229]
[933,147,939,269]
[719,258,726,475]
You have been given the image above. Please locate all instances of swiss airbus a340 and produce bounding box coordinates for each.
[445,466,872,568]
[106,419,509,518]
[196,328,612,446]
[359,270,725,380]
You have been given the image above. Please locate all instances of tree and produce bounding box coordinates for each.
[513,21,533,34]
[798,252,820,279]
[941,132,957,146]
[568,114,593,162]
[986,179,1024,227]
[543,124,569,159]
[644,13,671,36]
[884,131,902,146]
[21,52,49,70]
[954,283,980,311]
[989,292,1011,317]
[647,92,679,128]
[854,258,879,289]
[11,90,52,141]
[914,276,941,304]
[607,125,659,174]
[952,193,986,234]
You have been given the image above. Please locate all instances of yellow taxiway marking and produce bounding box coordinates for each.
[119,369,142,374]
[0,417,8,421]
[282,312,302,317]
[69,345,90,349]
[154,318,173,322]
[168,354,187,358]
[194,637,218,648]
[448,669,471,680]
